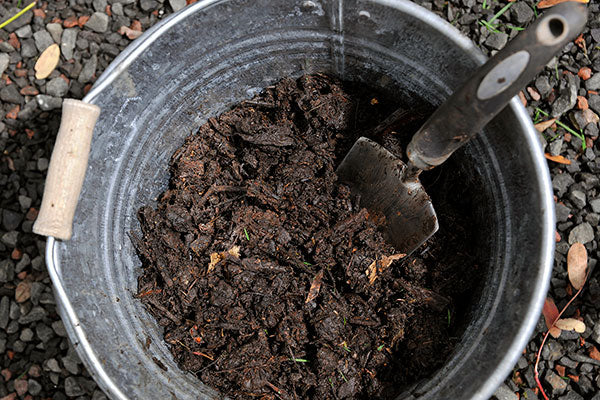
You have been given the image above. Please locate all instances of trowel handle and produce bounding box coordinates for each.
[406,2,587,171]
[33,99,100,241]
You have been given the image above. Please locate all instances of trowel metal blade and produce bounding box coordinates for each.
[336,137,439,256]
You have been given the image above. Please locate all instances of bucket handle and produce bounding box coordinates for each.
[33,99,101,240]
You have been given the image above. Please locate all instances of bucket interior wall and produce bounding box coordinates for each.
[51,1,553,399]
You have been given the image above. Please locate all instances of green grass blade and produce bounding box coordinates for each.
[488,2,513,24]
[0,1,36,30]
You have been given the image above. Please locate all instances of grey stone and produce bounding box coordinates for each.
[18,195,31,209]
[516,355,528,369]
[44,358,61,373]
[46,23,63,44]
[15,253,30,273]
[52,320,67,337]
[36,95,63,111]
[590,95,600,115]
[523,388,539,400]
[545,370,567,394]
[29,282,44,305]
[549,137,563,156]
[569,189,586,209]
[20,328,34,342]
[0,53,9,76]
[511,2,534,25]
[78,55,98,83]
[588,123,599,141]
[36,323,54,342]
[13,339,26,352]
[62,355,80,374]
[559,391,584,400]
[485,32,508,50]
[86,12,110,33]
[585,73,600,91]
[590,198,600,213]
[1,231,19,247]
[0,296,9,330]
[15,25,32,38]
[64,376,85,397]
[140,0,158,11]
[20,39,37,58]
[46,77,69,97]
[552,74,578,118]
[93,0,108,12]
[9,301,20,320]
[542,340,564,361]
[33,29,55,52]
[0,338,5,355]
[0,41,15,52]
[27,379,42,396]
[31,256,44,271]
[18,306,47,324]
[61,28,78,60]
[559,356,578,369]
[568,222,594,244]
[0,260,15,283]
[585,213,600,226]
[112,2,124,15]
[169,0,186,11]
[0,85,23,104]
[92,390,109,400]
[592,28,600,43]
[6,320,18,334]
[576,375,594,395]
[552,173,575,197]
[492,383,518,400]
[37,157,48,171]
[592,321,600,343]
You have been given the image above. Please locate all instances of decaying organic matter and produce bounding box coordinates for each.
[134,74,482,399]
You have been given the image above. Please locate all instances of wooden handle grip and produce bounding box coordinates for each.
[33,99,101,240]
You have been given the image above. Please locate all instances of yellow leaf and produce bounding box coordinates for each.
[555,318,585,333]
[537,0,588,8]
[305,270,324,303]
[366,253,405,284]
[34,44,60,80]
[534,119,556,133]
[544,153,571,165]
[207,246,240,273]
[567,243,587,290]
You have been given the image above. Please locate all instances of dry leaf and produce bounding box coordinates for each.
[118,26,143,39]
[544,153,571,165]
[589,346,600,361]
[15,281,31,303]
[534,119,556,132]
[555,318,586,333]
[305,270,324,303]
[207,246,240,273]
[567,243,587,290]
[543,297,561,338]
[227,245,240,258]
[555,365,565,377]
[366,254,405,284]
[34,44,60,80]
[537,0,588,9]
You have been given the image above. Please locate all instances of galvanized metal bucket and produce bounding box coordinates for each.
[45,0,555,398]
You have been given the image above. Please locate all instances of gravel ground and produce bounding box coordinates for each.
[0,0,598,399]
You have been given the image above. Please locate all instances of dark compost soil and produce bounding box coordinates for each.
[133,74,483,399]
